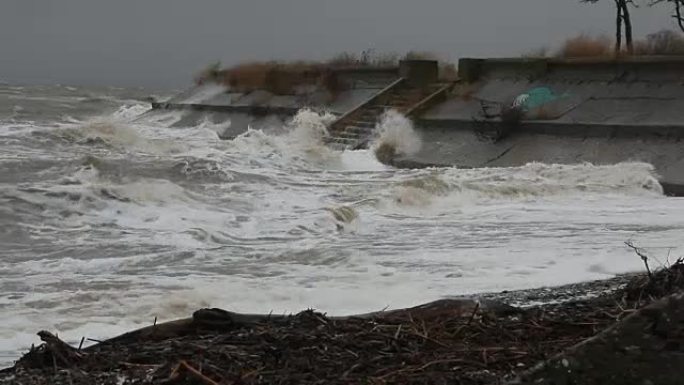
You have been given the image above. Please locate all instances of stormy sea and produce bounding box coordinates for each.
[2,84,684,367]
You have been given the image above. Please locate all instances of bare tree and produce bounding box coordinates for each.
[583,0,634,53]
[651,0,684,33]
[621,0,635,53]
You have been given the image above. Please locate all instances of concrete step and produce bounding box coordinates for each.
[328,136,358,146]
[344,126,375,136]
[361,108,386,116]
[345,122,375,132]
[334,131,362,140]
[348,120,375,128]
[325,83,451,152]
[377,105,410,110]
[387,95,412,101]
[396,89,424,97]
[387,99,412,105]
[326,141,351,151]
[388,94,414,101]
[385,102,412,108]
[326,132,373,150]
[359,110,382,118]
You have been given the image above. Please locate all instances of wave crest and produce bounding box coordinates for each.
[388,162,663,208]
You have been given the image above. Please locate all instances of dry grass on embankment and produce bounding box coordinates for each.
[527,29,684,59]
[195,61,336,95]
[195,51,458,95]
[556,34,613,58]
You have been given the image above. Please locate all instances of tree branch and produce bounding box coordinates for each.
[649,0,684,33]
[625,241,654,279]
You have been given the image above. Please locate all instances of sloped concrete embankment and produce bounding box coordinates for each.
[146,68,399,138]
[402,58,684,195]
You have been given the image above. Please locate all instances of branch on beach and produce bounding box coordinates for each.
[19,331,86,370]
[625,241,653,279]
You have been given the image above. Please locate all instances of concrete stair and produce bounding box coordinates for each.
[326,79,451,150]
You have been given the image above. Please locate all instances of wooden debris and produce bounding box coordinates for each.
[2,265,683,384]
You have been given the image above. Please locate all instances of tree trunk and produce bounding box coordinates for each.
[676,0,684,34]
[620,0,634,54]
[614,0,623,54]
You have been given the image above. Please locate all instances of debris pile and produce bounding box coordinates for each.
[2,263,683,385]
[624,257,684,303]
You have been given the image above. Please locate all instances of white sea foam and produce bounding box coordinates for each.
[111,104,151,120]
[135,110,185,127]
[196,116,232,137]
[3,93,684,369]
[56,119,184,155]
[385,161,663,211]
[372,109,422,156]
[229,108,341,167]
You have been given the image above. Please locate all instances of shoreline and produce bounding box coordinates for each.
[3,266,680,384]
[0,273,635,370]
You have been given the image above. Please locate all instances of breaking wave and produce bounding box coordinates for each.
[372,109,422,157]
[45,104,185,155]
[2,87,680,370]
[111,104,151,120]
[229,108,340,167]
[1,164,195,218]
[387,162,663,209]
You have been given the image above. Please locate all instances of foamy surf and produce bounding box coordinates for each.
[2,86,684,369]
[229,109,345,169]
[372,109,422,156]
[385,161,663,209]
[111,104,151,120]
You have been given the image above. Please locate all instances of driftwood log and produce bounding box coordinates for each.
[97,298,519,347]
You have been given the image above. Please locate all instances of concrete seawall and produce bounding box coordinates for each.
[145,68,399,138]
[400,57,684,195]
[150,58,684,194]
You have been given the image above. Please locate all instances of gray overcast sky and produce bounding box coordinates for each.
[0,0,677,88]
